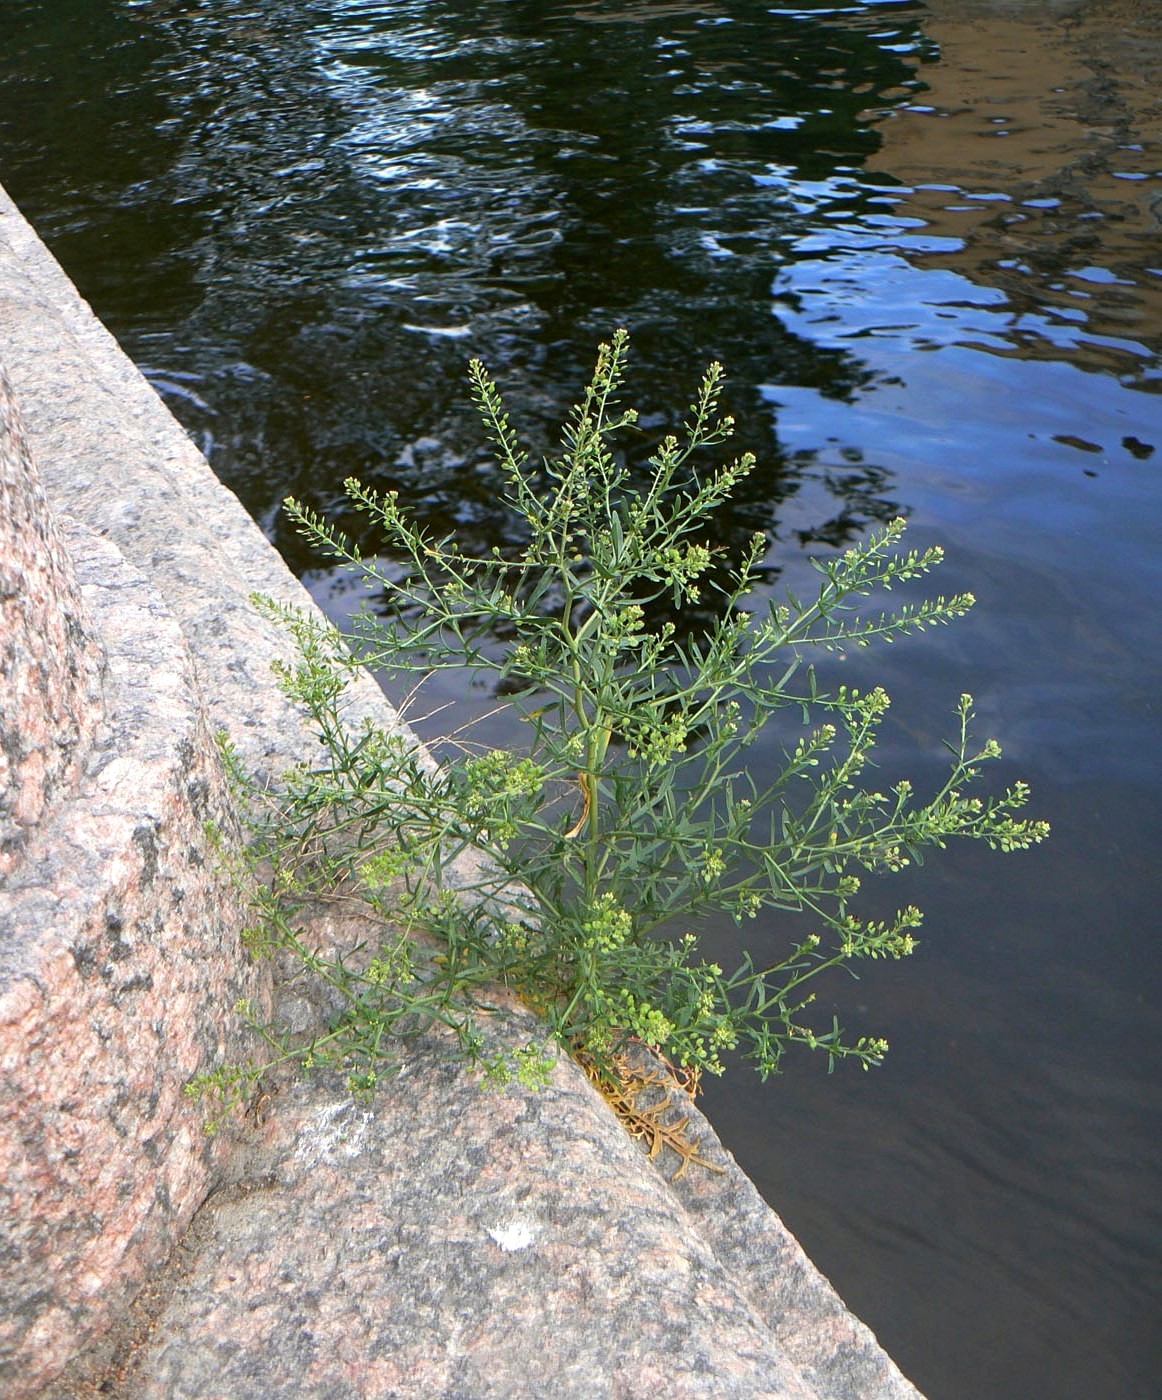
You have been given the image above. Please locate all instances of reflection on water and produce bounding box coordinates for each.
[852,0,1162,385]
[2,1,1160,1396]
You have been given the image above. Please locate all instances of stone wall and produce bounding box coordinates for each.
[0,376,103,879]
[0,375,269,1393]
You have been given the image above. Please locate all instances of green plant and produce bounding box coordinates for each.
[220,330,1047,1112]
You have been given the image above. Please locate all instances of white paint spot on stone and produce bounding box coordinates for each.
[296,1100,376,1168]
[486,1220,535,1252]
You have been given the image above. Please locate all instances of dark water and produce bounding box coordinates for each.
[3,1,1160,1395]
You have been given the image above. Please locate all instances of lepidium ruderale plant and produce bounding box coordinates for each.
[211,330,1047,1113]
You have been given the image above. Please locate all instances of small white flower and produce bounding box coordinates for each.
[486,1220,535,1252]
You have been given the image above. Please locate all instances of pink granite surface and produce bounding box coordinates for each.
[128,1034,823,1400]
[0,373,103,879]
[0,521,269,1395]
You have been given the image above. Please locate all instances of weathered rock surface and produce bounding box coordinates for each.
[0,376,103,878]
[0,184,399,792]
[0,505,269,1393]
[127,1041,821,1400]
[0,180,923,1400]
